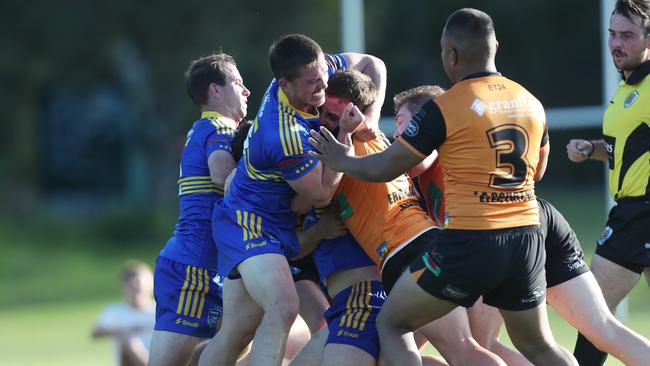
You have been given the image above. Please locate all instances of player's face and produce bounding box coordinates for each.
[609,14,650,72]
[393,104,414,138]
[122,271,153,303]
[220,64,250,122]
[319,95,349,131]
[284,54,329,114]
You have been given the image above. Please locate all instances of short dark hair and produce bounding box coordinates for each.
[231,120,253,163]
[185,52,236,107]
[613,0,650,35]
[393,85,445,114]
[444,8,496,62]
[269,34,323,81]
[325,69,377,112]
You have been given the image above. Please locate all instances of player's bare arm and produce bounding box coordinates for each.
[208,150,237,188]
[309,126,422,182]
[342,53,387,132]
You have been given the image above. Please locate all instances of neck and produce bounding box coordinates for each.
[457,61,498,82]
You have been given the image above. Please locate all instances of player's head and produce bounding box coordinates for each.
[393,85,445,138]
[441,8,498,83]
[119,260,153,305]
[270,34,328,114]
[185,52,250,122]
[609,0,650,72]
[320,69,376,131]
[231,119,253,163]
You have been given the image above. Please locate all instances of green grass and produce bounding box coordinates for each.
[0,187,648,365]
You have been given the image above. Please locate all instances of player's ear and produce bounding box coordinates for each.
[209,83,221,100]
[451,47,459,66]
[278,78,289,91]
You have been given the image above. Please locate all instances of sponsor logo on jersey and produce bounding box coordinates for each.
[470,98,488,116]
[376,242,389,261]
[563,253,586,271]
[404,120,419,137]
[597,226,613,245]
[520,286,545,304]
[624,90,639,108]
[442,284,469,300]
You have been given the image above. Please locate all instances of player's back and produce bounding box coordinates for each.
[434,74,547,229]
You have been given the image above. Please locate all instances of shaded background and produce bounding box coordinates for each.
[2,0,638,365]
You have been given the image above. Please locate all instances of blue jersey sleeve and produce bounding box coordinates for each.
[270,122,319,181]
[325,53,348,75]
[205,120,236,156]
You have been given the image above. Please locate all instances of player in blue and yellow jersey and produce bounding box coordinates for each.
[198,34,386,366]
[567,0,650,364]
[148,52,250,366]
[309,9,579,365]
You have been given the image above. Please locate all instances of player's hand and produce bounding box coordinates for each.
[338,103,365,135]
[566,139,592,163]
[354,127,379,142]
[316,207,348,240]
[308,127,354,172]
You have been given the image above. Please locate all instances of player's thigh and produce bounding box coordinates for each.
[322,344,376,366]
[590,254,641,309]
[466,297,503,346]
[546,272,612,331]
[499,303,555,350]
[294,279,329,333]
[238,253,299,311]
[221,277,263,334]
[378,269,456,331]
[148,330,200,366]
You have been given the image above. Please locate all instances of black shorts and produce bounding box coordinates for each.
[537,197,590,287]
[289,254,321,283]
[595,197,650,274]
[381,229,439,294]
[409,225,546,311]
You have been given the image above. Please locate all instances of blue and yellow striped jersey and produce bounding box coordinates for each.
[160,111,236,271]
[223,54,347,232]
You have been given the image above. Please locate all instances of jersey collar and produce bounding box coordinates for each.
[624,60,650,85]
[201,111,226,119]
[278,87,319,119]
[461,71,502,81]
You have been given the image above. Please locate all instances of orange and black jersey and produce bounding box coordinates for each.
[398,72,548,229]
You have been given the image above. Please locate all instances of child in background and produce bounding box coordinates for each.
[92,260,156,366]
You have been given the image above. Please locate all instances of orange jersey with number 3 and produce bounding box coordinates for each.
[334,134,436,267]
[399,74,548,229]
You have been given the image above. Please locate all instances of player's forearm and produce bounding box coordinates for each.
[294,225,325,259]
[588,140,608,162]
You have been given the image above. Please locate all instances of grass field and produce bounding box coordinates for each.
[1,186,648,365]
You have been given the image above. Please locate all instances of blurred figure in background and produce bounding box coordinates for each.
[92,260,156,366]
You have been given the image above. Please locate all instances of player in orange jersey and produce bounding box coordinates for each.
[309,8,577,366]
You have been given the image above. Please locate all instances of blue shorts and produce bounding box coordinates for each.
[324,280,385,358]
[153,256,224,338]
[213,201,300,278]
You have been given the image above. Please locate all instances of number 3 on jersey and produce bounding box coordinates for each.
[486,124,529,189]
